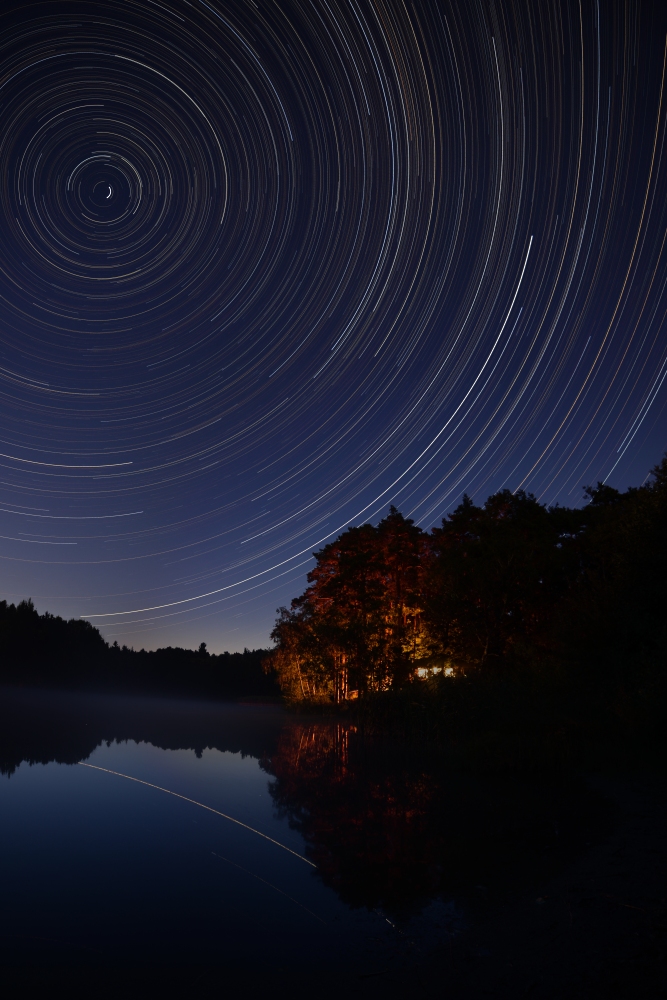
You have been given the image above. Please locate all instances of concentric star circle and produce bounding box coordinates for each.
[0,1,665,651]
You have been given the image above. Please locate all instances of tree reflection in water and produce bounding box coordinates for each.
[261,720,610,918]
[0,686,610,925]
[0,686,288,775]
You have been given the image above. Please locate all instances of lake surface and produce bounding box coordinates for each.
[0,686,608,990]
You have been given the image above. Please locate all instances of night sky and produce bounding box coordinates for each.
[0,1,666,652]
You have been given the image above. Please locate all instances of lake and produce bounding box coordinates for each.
[0,686,611,994]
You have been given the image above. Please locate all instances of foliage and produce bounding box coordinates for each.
[266,508,426,701]
[0,599,108,685]
[424,489,575,670]
[267,456,667,756]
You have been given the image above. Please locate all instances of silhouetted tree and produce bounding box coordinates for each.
[424,489,571,671]
[268,452,667,737]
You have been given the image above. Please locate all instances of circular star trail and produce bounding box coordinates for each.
[0,1,666,649]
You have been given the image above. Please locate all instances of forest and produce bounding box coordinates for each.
[266,456,667,758]
[0,599,276,699]
[1,455,665,753]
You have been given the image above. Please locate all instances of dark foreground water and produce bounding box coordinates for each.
[0,686,616,994]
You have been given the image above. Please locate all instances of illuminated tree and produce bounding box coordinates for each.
[267,510,428,699]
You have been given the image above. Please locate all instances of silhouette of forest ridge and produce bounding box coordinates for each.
[267,454,667,764]
[0,599,277,699]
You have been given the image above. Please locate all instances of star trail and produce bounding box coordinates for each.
[0,0,666,651]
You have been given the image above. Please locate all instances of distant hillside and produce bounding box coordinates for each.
[0,599,278,700]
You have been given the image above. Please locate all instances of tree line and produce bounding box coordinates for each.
[2,452,664,726]
[0,599,276,699]
[266,455,667,728]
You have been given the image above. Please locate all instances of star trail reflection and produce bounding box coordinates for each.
[0,2,666,650]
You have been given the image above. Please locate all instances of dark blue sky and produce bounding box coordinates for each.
[1,0,666,652]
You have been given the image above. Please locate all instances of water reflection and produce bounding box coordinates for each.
[0,687,362,973]
[262,721,447,914]
[1,685,609,935]
[261,720,609,917]
[0,685,287,775]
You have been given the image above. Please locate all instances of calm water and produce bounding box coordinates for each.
[0,686,606,984]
